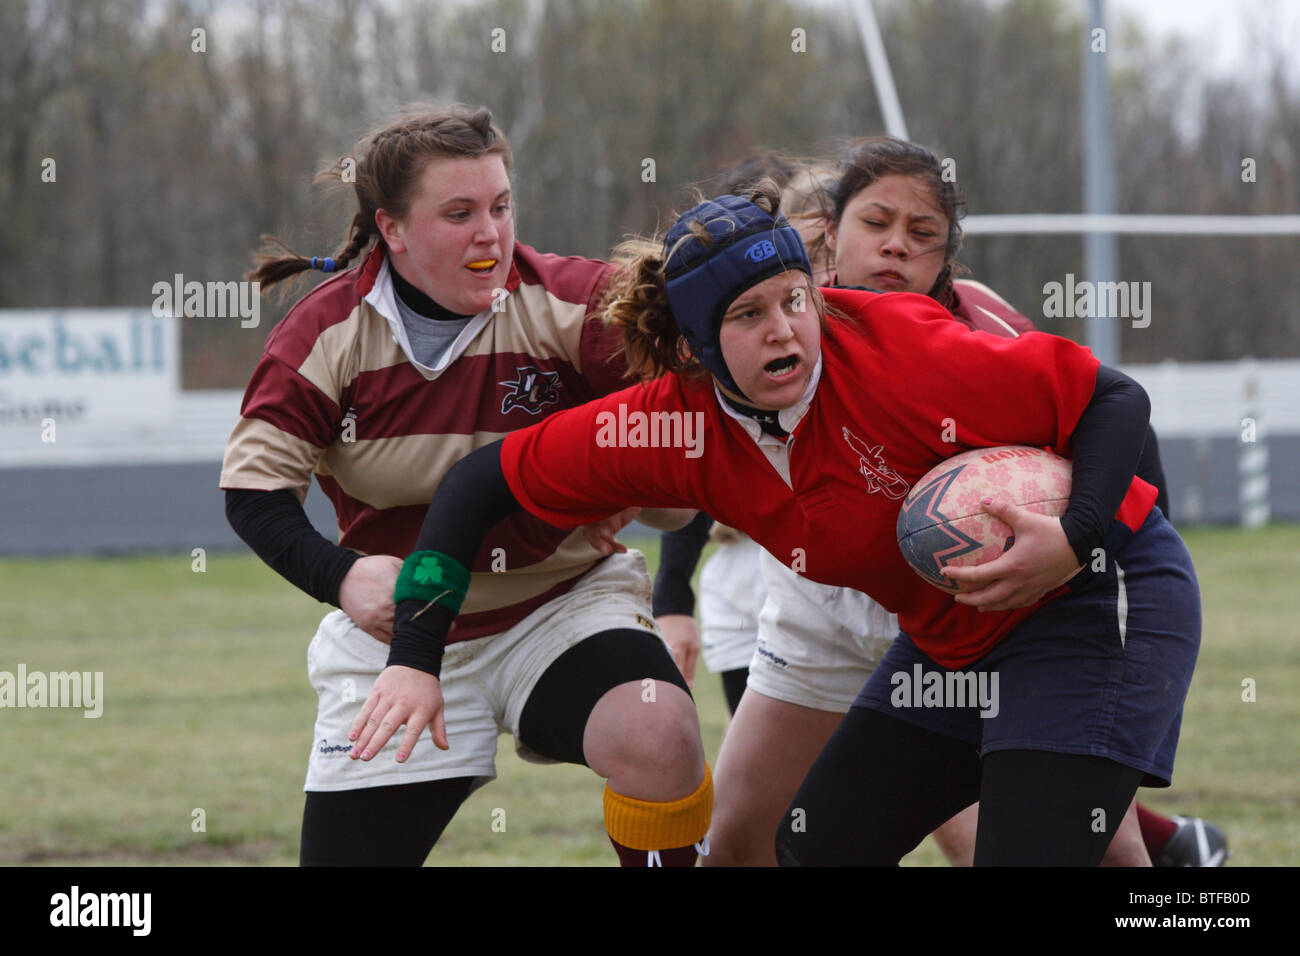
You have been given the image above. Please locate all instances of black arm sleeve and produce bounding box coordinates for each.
[651,511,715,617]
[224,488,359,607]
[1058,365,1152,565]
[1136,424,1171,520]
[386,439,523,677]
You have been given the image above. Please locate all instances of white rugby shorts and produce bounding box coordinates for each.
[304,551,663,792]
[697,537,766,673]
[747,548,898,712]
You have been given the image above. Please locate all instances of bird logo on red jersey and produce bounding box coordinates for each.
[499,366,561,415]
[842,427,910,499]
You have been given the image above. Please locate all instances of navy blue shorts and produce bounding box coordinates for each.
[854,508,1201,787]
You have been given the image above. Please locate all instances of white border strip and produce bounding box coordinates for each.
[965,214,1300,236]
[1115,561,1128,650]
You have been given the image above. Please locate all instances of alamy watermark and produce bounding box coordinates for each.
[0,664,103,717]
[890,664,999,718]
[50,886,150,936]
[594,404,705,459]
[151,273,260,328]
[1041,273,1151,328]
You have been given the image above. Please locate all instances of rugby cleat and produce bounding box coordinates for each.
[1154,815,1230,867]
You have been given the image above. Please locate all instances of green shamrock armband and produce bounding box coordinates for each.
[394,551,473,618]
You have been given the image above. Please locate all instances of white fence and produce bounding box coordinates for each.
[3,360,1296,468]
[2,345,1296,546]
[0,388,244,467]
[1124,359,1300,438]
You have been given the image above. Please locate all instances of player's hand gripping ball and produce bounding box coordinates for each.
[896,445,1072,593]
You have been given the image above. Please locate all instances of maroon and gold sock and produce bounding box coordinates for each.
[607,840,702,867]
[604,765,712,867]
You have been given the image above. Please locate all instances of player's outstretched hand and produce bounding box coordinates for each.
[339,554,404,643]
[656,614,700,689]
[349,665,448,762]
[581,506,642,555]
[945,497,1083,612]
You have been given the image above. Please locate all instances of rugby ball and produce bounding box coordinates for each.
[896,445,1072,593]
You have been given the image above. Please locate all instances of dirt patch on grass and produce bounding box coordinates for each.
[13,837,292,866]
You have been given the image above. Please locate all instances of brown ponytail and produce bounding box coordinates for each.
[247,103,513,295]
[603,235,696,382]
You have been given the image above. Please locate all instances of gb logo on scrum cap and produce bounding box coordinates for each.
[743,240,777,263]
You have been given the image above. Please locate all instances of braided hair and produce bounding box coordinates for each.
[248,104,513,294]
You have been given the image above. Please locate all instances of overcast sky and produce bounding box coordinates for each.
[1110,0,1298,84]
[807,0,1300,88]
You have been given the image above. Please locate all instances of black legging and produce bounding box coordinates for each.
[775,707,1143,866]
[300,627,688,866]
[720,667,749,715]
[300,777,475,866]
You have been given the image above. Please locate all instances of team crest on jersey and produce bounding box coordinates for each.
[499,366,561,415]
[842,427,910,499]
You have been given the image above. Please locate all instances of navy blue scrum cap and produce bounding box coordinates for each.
[663,195,813,399]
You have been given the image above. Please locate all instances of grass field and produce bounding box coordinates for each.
[1,525,1296,866]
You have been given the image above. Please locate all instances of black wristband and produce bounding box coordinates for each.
[1058,513,1099,567]
[386,600,453,678]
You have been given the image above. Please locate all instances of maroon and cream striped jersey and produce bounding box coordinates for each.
[221,243,628,641]
[949,279,1038,337]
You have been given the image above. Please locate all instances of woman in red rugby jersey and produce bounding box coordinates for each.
[357,181,1202,865]
[664,138,1219,868]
